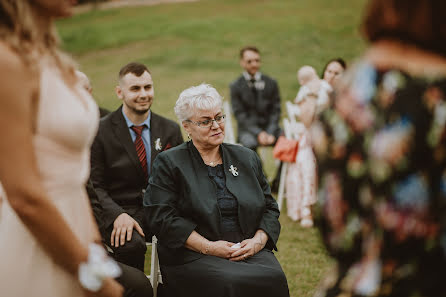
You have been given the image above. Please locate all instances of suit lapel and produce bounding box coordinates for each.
[111,107,145,181]
[149,112,163,166]
[221,144,244,201]
[239,78,257,107]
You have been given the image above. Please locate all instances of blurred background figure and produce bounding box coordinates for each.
[230,46,283,191]
[296,65,333,113]
[76,70,110,117]
[321,58,347,87]
[0,1,122,296]
[312,0,446,296]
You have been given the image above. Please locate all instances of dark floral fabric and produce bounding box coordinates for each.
[313,62,446,297]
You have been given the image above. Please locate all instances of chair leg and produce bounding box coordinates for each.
[149,236,160,297]
[277,162,288,211]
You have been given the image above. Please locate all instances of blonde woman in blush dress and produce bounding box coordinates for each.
[0,1,123,296]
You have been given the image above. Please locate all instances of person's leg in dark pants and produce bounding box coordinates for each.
[105,224,147,271]
[116,262,153,297]
[238,132,259,151]
[270,128,284,192]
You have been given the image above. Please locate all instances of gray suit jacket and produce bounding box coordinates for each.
[230,73,281,139]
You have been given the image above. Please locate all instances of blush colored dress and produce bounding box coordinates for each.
[0,57,100,296]
[285,122,317,222]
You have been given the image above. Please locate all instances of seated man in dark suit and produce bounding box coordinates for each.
[86,181,153,297]
[90,62,183,271]
[230,46,282,190]
[230,46,282,150]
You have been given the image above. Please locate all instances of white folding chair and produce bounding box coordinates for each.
[276,118,292,211]
[223,101,236,144]
[147,236,162,297]
[105,235,161,297]
[286,101,300,124]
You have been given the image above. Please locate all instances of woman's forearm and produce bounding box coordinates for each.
[184,230,211,254]
[253,229,268,251]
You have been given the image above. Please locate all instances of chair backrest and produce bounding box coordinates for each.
[104,236,162,296]
[276,117,292,211]
[223,101,236,144]
[286,101,300,125]
[148,236,161,297]
[283,117,292,138]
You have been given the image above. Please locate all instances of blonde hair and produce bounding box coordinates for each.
[0,0,76,78]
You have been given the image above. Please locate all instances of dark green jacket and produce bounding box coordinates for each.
[143,141,281,265]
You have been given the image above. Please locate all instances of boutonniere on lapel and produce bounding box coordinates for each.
[229,165,239,177]
[254,80,265,91]
[155,138,162,151]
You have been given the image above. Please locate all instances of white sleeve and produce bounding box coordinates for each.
[295,86,309,103]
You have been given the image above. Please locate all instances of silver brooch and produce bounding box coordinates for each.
[229,165,239,177]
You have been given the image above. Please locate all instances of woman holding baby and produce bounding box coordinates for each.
[143,84,289,297]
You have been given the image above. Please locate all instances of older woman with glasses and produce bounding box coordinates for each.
[143,84,289,297]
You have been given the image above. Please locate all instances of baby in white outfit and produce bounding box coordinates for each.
[295,65,332,113]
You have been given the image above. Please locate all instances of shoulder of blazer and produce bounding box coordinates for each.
[222,143,258,161]
[99,106,123,128]
[222,142,252,154]
[260,73,278,85]
[155,142,188,162]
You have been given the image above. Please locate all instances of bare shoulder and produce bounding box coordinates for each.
[0,42,26,73]
[0,42,36,102]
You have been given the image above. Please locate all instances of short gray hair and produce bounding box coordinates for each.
[174,83,223,122]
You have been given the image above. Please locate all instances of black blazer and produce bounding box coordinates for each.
[90,106,183,229]
[143,141,281,265]
[230,73,281,137]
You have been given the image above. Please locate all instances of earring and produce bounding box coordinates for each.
[187,133,191,139]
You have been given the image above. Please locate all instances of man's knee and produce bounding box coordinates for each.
[117,262,153,297]
[112,232,147,256]
[238,133,258,150]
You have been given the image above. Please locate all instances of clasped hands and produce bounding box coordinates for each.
[207,233,267,261]
[257,131,276,146]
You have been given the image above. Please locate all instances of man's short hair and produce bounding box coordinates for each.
[239,46,260,59]
[118,62,151,80]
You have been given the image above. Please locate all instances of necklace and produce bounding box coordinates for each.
[204,155,221,166]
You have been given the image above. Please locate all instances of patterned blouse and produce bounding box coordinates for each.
[313,62,446,297]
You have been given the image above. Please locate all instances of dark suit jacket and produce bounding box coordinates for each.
[143,141,281,265]
[86,179,107,237]
[230,73,281,138]
[90,106,183,230]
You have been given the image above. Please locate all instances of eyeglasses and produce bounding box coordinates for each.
[186,114,226,128]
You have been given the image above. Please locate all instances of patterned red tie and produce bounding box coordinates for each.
[131,125,148,181]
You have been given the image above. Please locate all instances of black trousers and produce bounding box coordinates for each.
[161,249,289,297]
[116,262,153,297]
[105,215,148,272]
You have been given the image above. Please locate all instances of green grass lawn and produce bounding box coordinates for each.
[58,0,367,295]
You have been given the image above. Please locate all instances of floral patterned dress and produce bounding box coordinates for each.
[313,62,446,297]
